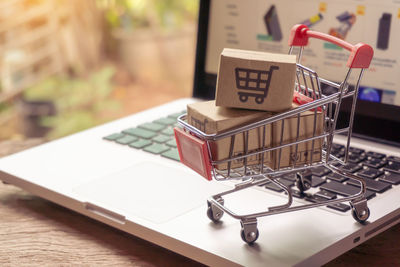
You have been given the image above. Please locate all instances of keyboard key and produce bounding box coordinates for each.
[332,150,345,158]
[265,178,293,192]
[387,156,400,163]
[357,168,384,179]
[311,176,326,187]
[331,161,343,167]
[123,127,157,139]
[161,127,175,136]
[332,144,344,150]
[166,139,177,148]
[257,181,269,187]
[279,173,297,182]
[144,143,170,154]
[129,139,152,149]
[138,122,166,132]
[153,117,177,125]
[362,158,387,169]
[265,183,284,192]
[320,181,376,199]
[378,172,400,185]
[152,135,171,143]
[116,135,138,145]
[315,190,337,200]
[168,111,186,119]
[278,178,295,187]
[327,203,351,212]
[341,163,362,173]
[161,148,180,161]
[383,162,400,174]
[304,195,326,203]
[348,153,366,164]
[365,151,385,159]
[326,173,348,183]
[291,189,304,198]
[103,133,124,141]
[349,147,365,154]
[346,178,391,193]
[311,166,331,177]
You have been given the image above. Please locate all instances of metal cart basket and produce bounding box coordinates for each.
[174,24,374,244]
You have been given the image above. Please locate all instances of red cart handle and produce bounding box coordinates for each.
[288,24,373,69]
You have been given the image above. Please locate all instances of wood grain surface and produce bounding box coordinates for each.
[0,140,399,266]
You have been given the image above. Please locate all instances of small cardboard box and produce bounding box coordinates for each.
[187,100,273,170]
[215,48,297,112]
[270,103,324,169]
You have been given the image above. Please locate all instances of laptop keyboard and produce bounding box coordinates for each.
[103,111,186,161]
[103,110,400,213]
[270,144,400,212]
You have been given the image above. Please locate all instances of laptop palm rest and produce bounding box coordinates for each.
[73,161,228,224]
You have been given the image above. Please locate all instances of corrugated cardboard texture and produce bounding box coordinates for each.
[270,103,324,169]
[187,101,324,171]
[216,48,296,112]
[187,101,273,170]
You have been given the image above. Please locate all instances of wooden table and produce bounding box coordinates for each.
[0,140,399,266]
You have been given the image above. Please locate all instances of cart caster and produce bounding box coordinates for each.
[255,96,265,104]
[240,219,259,245]
[351,206,370,224]
[296,171,312,193]
[239,94,248,102]
[207,199,224,223]
[241,228,259,245]
[350,198,370,224]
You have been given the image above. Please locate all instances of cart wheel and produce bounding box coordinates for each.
[206,200,224,223]
[295,172,311,193]
[239,95,248,102]
[351,206,370,224]
[296,179,311,192]
[255,96,264,104]
[240,228,259,245]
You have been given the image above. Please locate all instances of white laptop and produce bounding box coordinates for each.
[1,0,400,266]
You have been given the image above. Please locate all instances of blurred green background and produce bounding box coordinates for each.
[0,0,198,141]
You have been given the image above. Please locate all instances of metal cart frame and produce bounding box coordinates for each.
[174,24,374,244]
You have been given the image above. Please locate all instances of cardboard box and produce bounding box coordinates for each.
[215,48,296,112]
[270,103,324,169]
[187,100,274,170]
[186,101,324,172]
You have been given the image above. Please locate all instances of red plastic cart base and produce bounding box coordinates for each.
[174,127,213,181]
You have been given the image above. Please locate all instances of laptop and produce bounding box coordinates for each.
[1,0,400,266]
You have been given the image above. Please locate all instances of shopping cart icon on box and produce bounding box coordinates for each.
[235,65,279,104]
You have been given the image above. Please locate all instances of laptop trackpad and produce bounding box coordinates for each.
[73,161,229,224]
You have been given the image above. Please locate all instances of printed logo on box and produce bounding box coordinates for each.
[234,65,279,104]
[190,118,208,132]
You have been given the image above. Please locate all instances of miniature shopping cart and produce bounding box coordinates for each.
[174,24,374,244]
[235,65,279,104]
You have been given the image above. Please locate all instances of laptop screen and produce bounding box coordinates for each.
[194,0,400,145]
